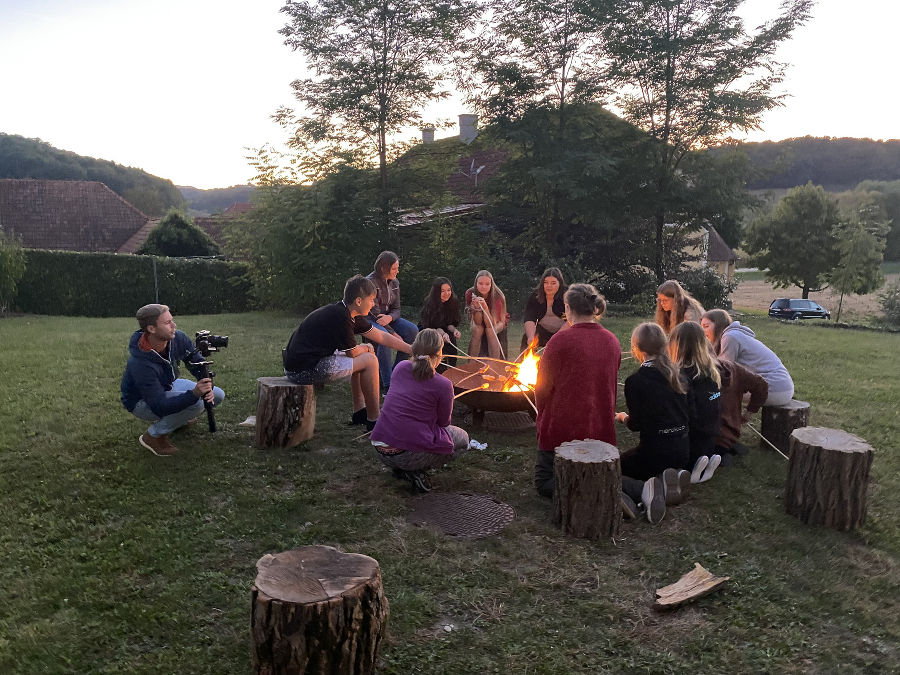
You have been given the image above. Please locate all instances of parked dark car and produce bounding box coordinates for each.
[768,298,831,320]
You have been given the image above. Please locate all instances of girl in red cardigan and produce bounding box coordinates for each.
[533,283,621,498]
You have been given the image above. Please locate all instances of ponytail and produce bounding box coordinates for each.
[410,328,443,381]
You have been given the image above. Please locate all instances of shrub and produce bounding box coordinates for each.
[0,228,26,314]
[679,267,738,310]
[139,210,220,257]
[878,280,900,326]
[14,250,251,317]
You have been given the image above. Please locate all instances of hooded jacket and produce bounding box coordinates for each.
[719,321,793,396]
[120,329,205,416]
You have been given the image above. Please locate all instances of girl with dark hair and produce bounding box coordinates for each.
[615,322,691,524]
[655,280,705,335]
[370,329,470,493]
[668,321,723,483]
[533,283,620,499]
[419,277,462,370]
[522,267,568,349]
[465,270,509,359]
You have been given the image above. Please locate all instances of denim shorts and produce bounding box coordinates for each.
[285,351,354,385]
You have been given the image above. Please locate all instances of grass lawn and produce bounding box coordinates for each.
[1,312,898,673]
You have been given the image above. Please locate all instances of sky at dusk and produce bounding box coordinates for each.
[1,0,895,189]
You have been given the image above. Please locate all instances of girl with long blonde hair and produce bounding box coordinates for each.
[465,270,509,359]
[655,280,705,335]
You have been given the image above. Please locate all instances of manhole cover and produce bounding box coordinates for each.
[406,492,516,538]
[485,410,535,432]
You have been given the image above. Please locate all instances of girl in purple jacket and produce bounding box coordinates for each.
[370,329,470,492]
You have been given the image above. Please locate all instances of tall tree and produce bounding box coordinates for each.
[745,182,841,299]
[601,0,812,282]
[830,199,889,322]
[279,0,474,225]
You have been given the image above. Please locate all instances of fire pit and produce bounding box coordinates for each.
[443,347,539,426]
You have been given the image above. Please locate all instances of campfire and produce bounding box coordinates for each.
[443,339,542,422]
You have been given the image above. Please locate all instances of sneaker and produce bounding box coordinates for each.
[621,492,638,520]
[410,471,432,494]
[661,468,683,506]
[732,442,750,457]
[139,433,177,456]
[641,477,666,525]
[690,456,709,484]
[699,454,722,483]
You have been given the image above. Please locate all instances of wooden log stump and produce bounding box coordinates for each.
[255,377,316,448]
[784,427,874,531]
[552,439,622,540]
[251,546,389,675]
[761,399,810,453]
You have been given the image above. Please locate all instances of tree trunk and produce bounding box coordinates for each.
[255,377,316,448]
[552,439,622,540]
[654,208,666,284]
[251,546,389,675]
[784,427,873,531]
[761,399,810,454]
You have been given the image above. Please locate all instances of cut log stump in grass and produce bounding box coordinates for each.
[552,439,622,540]
[785,427,874,531]
[761,399,810,453]
[255,377,315,448]
[251,546,389,675]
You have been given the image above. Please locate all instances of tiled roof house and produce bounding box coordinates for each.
[0,179,150,253]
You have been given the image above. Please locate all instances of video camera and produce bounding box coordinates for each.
[194,330,229,356]
[191,330,229,432]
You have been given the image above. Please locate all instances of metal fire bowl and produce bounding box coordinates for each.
[444,360,534,414]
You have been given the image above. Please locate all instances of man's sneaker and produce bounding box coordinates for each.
[641,477,666,525]
[699,454,722,483]
[621,492,638,520]
[139,433,177,456]
[410,471,432,494]
[690,456,709,484]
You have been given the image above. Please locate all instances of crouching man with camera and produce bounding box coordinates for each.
[120,303,225,456]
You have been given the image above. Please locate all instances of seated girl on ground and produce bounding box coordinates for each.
[419,277,462,371]
[522,267,568,351]
[655,280,705,335]
[668,321,723,484]
[615,322,690,524]
[465,270,509,359]
[370,329,470,493]
[533,283,620,499]
[701,309,794,407]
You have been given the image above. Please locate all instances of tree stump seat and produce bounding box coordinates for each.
[552,439,622,540]
[251,546,389,674]
[785,426,874,531]
[761,399,810,453]
[255,377,316,448]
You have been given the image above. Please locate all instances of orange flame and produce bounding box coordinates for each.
[503,338,540,392]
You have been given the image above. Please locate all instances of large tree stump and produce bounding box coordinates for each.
[251,546,389,675]
[784,427,874,531]
[552,439,622,540]
[761,399,810,453]
[255,377,316,448]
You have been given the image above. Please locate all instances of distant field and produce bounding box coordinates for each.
[732,262,899,321]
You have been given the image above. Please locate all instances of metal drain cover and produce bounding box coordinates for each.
[406,492,516,538]
[485,410,535,431]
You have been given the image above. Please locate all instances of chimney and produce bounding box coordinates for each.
[459,114,478,145]
[421,126,435,144]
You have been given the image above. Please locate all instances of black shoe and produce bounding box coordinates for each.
[365,419,377,432]
[410,471,432,493]
[621,492,638,520]
[349,408,367,426]
[392,467,407,480]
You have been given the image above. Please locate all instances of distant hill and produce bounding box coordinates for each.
[0,133,184,217]
[178,185,256,216]
[736,137,900,192]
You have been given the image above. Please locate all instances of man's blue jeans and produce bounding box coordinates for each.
[131,378,225,436]
[369,318,418,388]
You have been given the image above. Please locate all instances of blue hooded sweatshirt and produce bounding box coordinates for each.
[120,329,205,416]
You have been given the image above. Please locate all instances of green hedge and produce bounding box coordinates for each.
[14,250,252,317]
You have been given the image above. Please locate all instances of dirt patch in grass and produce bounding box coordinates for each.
[732,272,899,322]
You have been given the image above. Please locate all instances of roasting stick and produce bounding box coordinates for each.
[453,383,490,400]
[450,354,518,367]
[454,364,490,388]
[485,316,507,360]
[745,422,790,461]
[516,387,539,415]
[352,429,372,442]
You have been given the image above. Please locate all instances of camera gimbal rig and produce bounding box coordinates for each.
[189,330,228,432]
